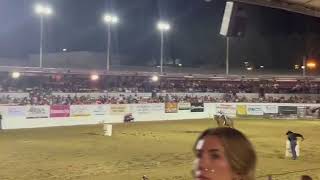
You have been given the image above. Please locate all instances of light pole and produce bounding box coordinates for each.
[157,21,170,75]
[226,37,230,75]
[103,14,118,71]
[34,4,52,68]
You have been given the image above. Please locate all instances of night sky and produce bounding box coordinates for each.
[1,0,320,69]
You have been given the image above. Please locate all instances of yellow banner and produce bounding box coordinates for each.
[165,103,178,113]
[236,105,247,115]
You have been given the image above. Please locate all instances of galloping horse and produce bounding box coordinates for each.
[214,114,234,128]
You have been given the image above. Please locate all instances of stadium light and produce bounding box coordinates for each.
[90,74,99,81]
[246,67,253,71]
[157,22,170,31]
[34,4,53,68]
[62,48,67,52]
[103,14,119,24]
[103,14,119,72]
[151,75,159,82]
[11,72,21,79]
[307,62,316,69]
[157,21,170,75]
[35,4,53,15]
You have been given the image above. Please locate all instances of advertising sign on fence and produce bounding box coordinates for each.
[191,102,204,112]
[297,106,320,118]
[165,102,178,113]
[178,102,191,111]
[109,104,129,115]
[236,105,247,115]
[7,106,26,117]
[263,105,278,114]
[278,106,297,116]
[134,104,164,115]
[90,105,107,116]
[26,106,49,119]
[247,105,264,116]
[70,105,91,117]
[50,105,70,118]
[216,104,236,116]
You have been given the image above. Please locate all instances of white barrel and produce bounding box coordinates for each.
[103,124,112,136]
[285,140,300,157]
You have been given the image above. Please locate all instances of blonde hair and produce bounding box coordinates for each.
[194,127,257,180]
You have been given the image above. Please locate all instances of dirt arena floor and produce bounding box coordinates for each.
[0,118,319,180]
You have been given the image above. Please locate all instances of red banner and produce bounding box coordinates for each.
[50,105,70,118]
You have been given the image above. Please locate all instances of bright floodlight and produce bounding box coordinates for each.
[62,48,67,52]
[246,67,253,71]
[307,62,316,69]
[157,21,170,31]
[103,14,118,24]
[35,4,52,15]
[151,75,159,82]
[12,72,21,79]
[90,74,99,81]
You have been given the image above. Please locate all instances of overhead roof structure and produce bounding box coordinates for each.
[234,0,320,18]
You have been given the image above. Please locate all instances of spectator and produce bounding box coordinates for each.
[193,127,256,180]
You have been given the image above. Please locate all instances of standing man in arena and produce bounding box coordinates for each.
[286,130,304,160]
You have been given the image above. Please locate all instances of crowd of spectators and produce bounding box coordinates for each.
[1,74,320,94]
[1,88,320,105]
[1,74,320,105]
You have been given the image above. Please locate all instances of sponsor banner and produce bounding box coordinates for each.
[7,106,26,117]
[70,105,91,117]
[247,105,264,116]
[50,105,70,118]
[263,105,278,114]
[305,106,320,117]
[26,106,49,119]
[236,105,247,115]
[216,104,236,116]
[297,106,320,118]
[278,106,297,115]
[134,104,164,115]
[109,104,129,115]
[178,102,191,111]
[165,102,178,113]
[90,105,107,116]
[297,106,306,118]
[191,102,204,112]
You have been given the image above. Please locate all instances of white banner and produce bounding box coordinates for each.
[70,105,91,117]
[109,104,129,115]
[263,105,278,114]
[90,105,107,116]
[26,106,49,119]
[7,106,26,117]
[247,105,264,115]
[133,104,164,115]
[216,104,236,117]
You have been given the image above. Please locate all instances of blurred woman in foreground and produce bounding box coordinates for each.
[193,127,257,180]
